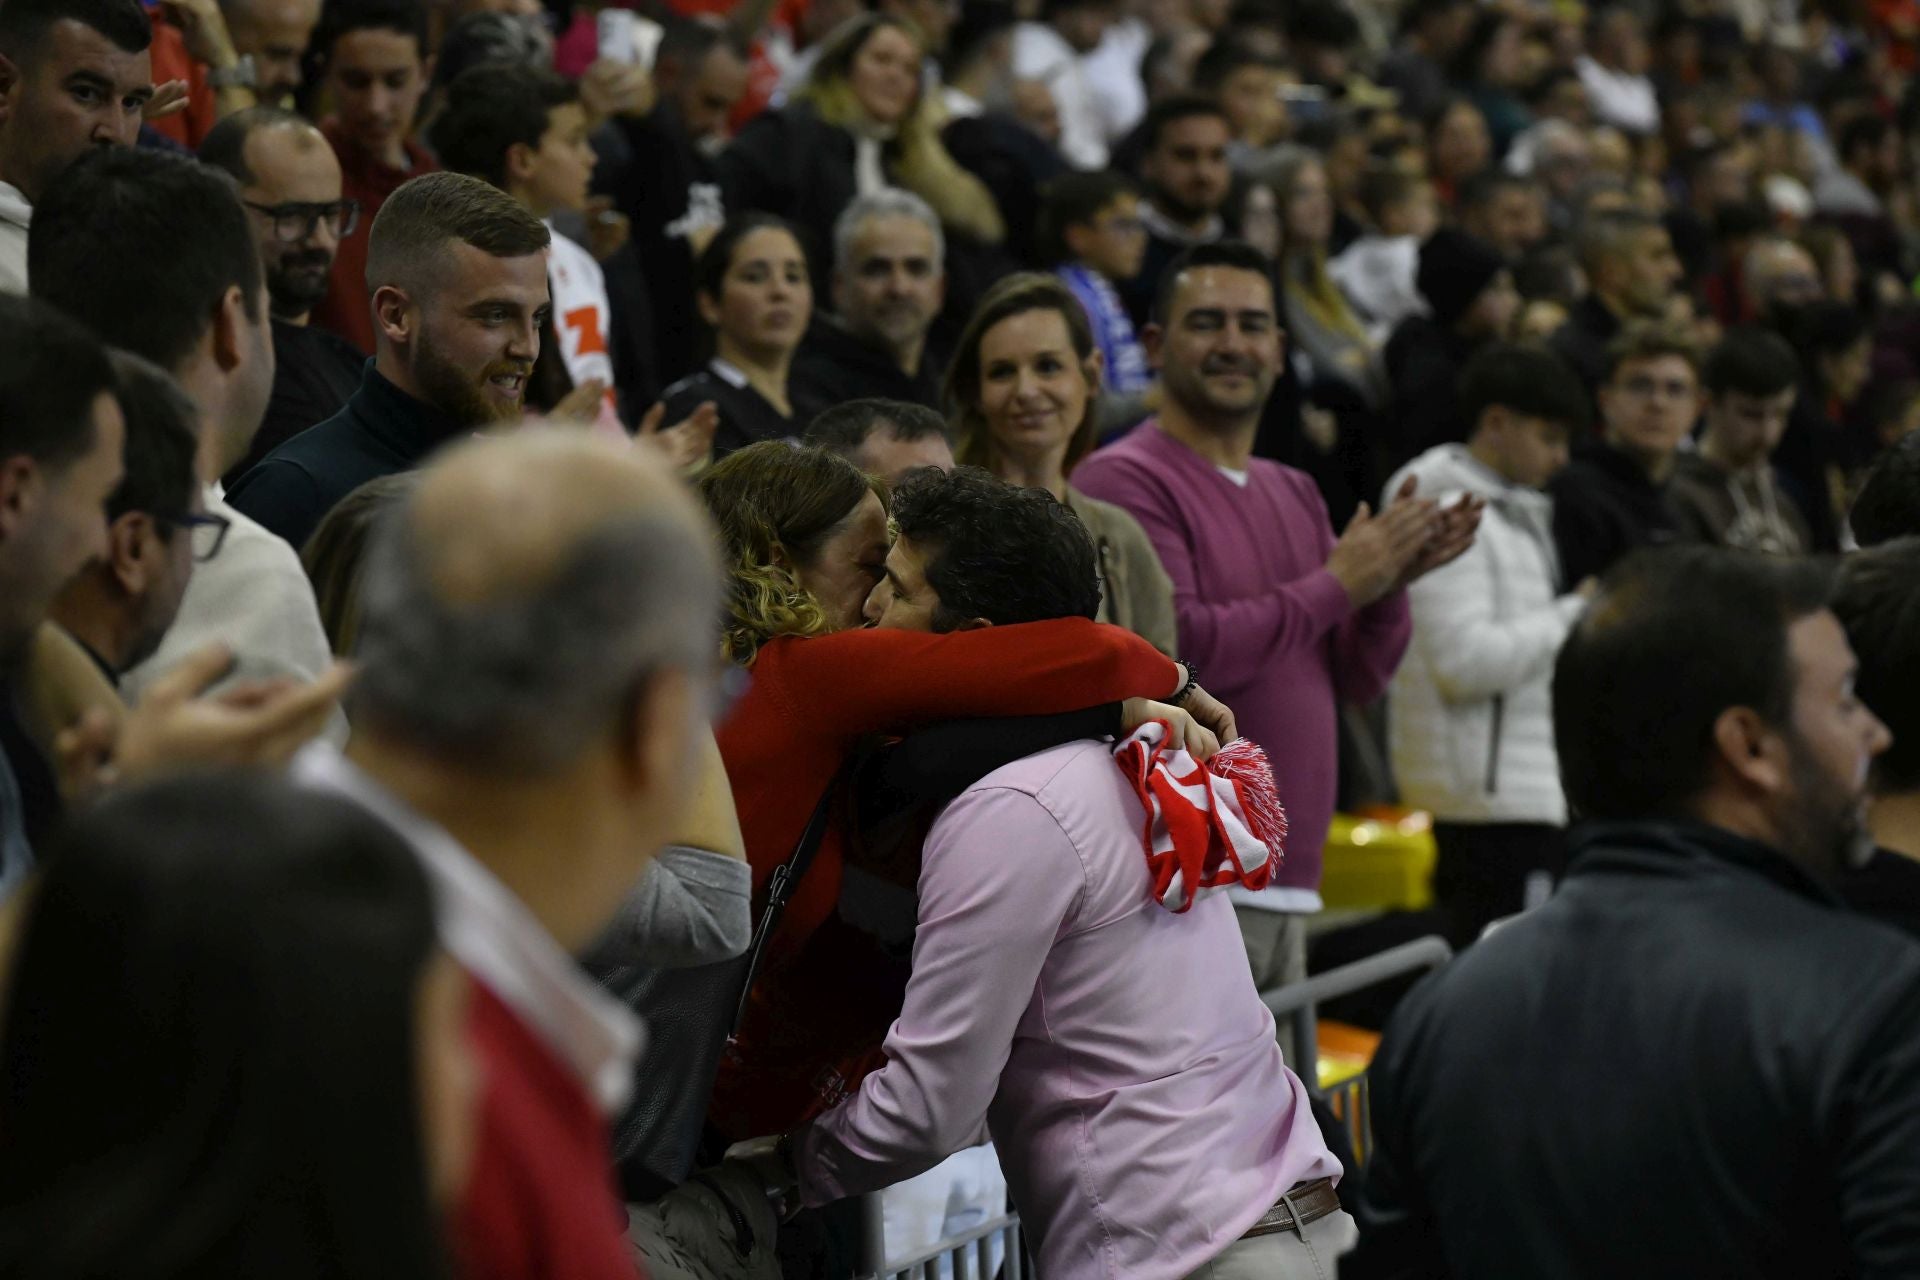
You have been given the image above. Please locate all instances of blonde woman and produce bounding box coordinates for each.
[717,13,1004,286]
[947,273,1179,655]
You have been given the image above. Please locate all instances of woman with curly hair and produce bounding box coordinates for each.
[694,442,1207,1140]
[717,12,1004,287]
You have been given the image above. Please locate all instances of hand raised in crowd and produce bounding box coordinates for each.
[1394,491,1485,591]
[584,196,630,263]
[161,0,242,76]
[1326,479,1437,607]
[144,79,191,120]
[637,399,719,471]
[547,378,609,426]
[56,645,353,795]
[578,57,655,126]
[1122,698,1222,762]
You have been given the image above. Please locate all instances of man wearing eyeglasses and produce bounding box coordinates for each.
[200,106,367,484]
[49,352,217,679]
[1550,320,1706,587]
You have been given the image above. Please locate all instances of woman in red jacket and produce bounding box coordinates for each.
[697,442,1199,1138]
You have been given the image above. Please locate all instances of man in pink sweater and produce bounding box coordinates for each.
[1074,241,1481,994]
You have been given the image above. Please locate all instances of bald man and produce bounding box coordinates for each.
[201,107,367,483]
[1741,237,1823,330]
[218,0,321,104]
[293,428,728,1280]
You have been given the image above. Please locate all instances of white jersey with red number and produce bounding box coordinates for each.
[545,224,623,434]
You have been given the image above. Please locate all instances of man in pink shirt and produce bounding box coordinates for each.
[1073,241,1480,996]
[742,467,1353,1279]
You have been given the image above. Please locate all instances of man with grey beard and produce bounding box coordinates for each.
[789,190,947,423]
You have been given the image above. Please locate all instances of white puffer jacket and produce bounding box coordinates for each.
[1386,445,1588,824]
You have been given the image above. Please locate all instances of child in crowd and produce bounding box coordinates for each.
[1041,170,1158,437]
[428,63,624,433]
[1330,164,1440,336]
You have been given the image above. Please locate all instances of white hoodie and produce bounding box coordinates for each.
[0,180,29,295]
[1386,444,1588,825]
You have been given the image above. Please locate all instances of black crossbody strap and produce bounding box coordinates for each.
[725,758,855,1040]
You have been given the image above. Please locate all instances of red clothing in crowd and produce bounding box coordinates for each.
[312,120,437,355]
[145,18,218,149]
[457,981,637,1280]
[708,619,1178,1139]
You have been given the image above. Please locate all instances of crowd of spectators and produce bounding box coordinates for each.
[3,0,1920,1272]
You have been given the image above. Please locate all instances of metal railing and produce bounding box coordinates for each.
[852,935,1455,1277]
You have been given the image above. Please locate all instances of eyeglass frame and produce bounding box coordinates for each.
[154,510,233,563]
[241,198,362,243]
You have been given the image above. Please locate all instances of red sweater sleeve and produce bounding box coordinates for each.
[753,618,1178,739]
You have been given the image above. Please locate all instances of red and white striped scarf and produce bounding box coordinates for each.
[1112,720,1287,913]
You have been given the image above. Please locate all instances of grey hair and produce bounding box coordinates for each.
[349,507,722,775]
[833,188,945,273]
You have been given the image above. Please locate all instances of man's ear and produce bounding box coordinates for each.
[372,283,415,347]
[932,266,947,311]
[1062,222,1093,264]
[619,667,699,818]
[504,140,537,190]
[0,52,18,126]
[106,513,154,595]
[210,285,248,374]
[0,455,41,543]
[696,288,722,329]
[832,268,851,318]
[1709,705,1788,797]
[1084,345,1106,393]
[1141,321,1164,372]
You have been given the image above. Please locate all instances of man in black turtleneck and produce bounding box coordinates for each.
[1549,320,1702,585]
[228,171,552,550]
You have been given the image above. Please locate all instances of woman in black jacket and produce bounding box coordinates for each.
[717,13,1004,288]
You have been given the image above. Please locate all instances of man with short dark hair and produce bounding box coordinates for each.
[0,0,154,293]
[0,297,121,892]
[1076,240,1480,994]
[1832,538,1920,938]
[49,353,204,680]
[1669,327,1810,554]
[1850,430,1920,546]
[1118,94,1232,325]
[294,429,724,1280]
[804,397,954,482]
[1550,209,1683,391]
[753,465,1353,1279]
[1456,170,1547,262]
[228,171,553,550]
[1386,342,1592,948]
[1550,320,1703,585]
[305,0,437,355]
[200,107,366,482]
[30,146,338,706]
[789,190,949,423]
[1349,547,1915,1279]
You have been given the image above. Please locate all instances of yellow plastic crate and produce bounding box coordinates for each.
[1318,810,1437,912]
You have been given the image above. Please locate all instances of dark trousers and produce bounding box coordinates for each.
[1431,822,1568,951]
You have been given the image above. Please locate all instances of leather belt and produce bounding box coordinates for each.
[1241,1178,1341,1240]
